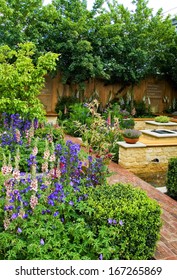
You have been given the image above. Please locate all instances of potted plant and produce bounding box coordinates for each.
[122,129,142,144]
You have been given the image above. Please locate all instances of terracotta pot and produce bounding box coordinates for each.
[124,137,139,144]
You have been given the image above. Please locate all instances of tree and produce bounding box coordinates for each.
[1,0,177,90]
[0,42,58,120]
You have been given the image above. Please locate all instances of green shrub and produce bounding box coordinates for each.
[34,124,64,143]
[166,158,177,198]
[63,103,93,136]
[119,118,135,129]
[55,96,79,120]
[134,100,153,117]
[81,183,162,260]
[154,116,170,123]
[0,43,58,121]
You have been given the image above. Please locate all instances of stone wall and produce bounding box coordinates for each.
[134,119,153,130]
[118,142,177,175]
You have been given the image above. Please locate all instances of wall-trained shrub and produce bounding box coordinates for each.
[166,157,177,198]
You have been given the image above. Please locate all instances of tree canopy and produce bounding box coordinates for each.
[1,0,177,87]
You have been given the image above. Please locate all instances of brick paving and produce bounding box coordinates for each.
[65,135,177,260]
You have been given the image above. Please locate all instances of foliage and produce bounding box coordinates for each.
[55,96,79,120]
[154,116,170,123]
[166,158,177,198]
[0,172,162,259]
[119,118,135,129]
[0,42,58,121]
[134,100,153,117]
[74,100,123,162]
[122,129,142,139]
[0,115,162,260]
[34,124,64,143]
[1,0,177,88]
[81,183,162,260]
[62,103,93,136]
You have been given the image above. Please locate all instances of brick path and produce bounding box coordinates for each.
[65,135,177,260]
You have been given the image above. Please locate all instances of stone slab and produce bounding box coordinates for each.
[117,141,146,148]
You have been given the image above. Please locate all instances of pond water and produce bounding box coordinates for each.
[138,171,167,188]
[151,129,175,135]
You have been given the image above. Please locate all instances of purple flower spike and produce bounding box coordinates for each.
[40,239,45,245]
[99,254,103,260]
[119,220,124,226]
[113,219,117,224]
[17,227,22,233]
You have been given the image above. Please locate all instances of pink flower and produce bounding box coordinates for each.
[15,129,21,143]
[42,162,48,173]
[1,165,8,175]
[49,168,61,179]
[32,147,38,156]
[30,178,38,192]
[12,169,20,181]
[30,195,38,209]
[44,150,50,160]
[49,154,56,162]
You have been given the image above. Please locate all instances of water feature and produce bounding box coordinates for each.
[151,129,176,135]
[141,128,177,138]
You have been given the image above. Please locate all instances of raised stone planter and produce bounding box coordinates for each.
[118,140,177,177]
[145,120,177,130]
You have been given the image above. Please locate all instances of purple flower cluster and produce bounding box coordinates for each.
[2,113,34,132]
[0,113,38,150]
[2,139,108,230]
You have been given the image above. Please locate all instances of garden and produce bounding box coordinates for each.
[2,0,177,260]
[0,42,162,260]
[0,112,162,260]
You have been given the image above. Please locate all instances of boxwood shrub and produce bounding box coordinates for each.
[166,157,177,198]
[80,183,162,260]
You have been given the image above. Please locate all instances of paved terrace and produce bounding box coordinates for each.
[65,135,177,260]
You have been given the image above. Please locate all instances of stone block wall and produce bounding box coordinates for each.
[118,143,177,175]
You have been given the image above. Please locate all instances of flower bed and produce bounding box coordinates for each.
[0,113,162,260]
